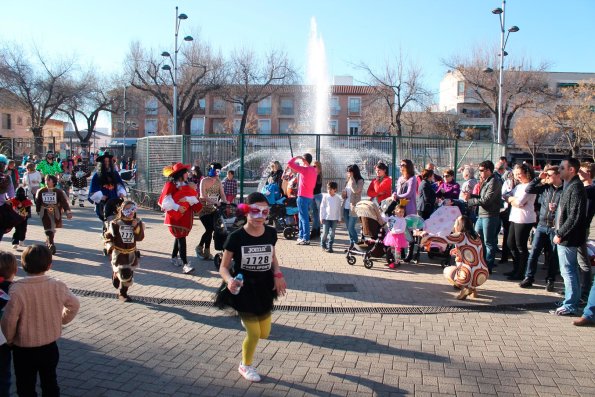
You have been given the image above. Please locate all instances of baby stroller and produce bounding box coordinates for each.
[346,200,396,269]
[213,203,244,269]
[412,205,461,267]
[267,196,299,240]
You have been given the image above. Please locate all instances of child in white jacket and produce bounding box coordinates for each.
[319,181,342,253]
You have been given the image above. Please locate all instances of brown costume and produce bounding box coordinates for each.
[35,187,70,249]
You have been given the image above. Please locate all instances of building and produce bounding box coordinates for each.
[111,80,381,137]
[0,89,30,139]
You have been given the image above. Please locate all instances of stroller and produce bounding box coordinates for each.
[345,200,396,269]
[213,203,245,269]
[412,204,461,267]
[267,196,299,240]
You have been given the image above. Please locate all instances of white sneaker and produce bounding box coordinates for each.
[238,363,261,382]
[12,244,18,250]
[19,241,25,247]
[182,264,195,274]
[171,258,182,267]
[296,238,304,244]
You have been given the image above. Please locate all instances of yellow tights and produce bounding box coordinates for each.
[240,313,271,366]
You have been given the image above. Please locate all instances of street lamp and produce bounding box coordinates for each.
[492,0,519,145]
[161,6,193,135]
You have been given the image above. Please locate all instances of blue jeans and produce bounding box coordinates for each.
[525,225,558,281]
[297,197,312,241]
[321,220,338,249]
[343,209,358,244]
[311,194,323,230]
[475,216,500,271]
[581,273,595,320]
[557,245,581,313]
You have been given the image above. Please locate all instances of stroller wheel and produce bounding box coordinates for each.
[283,227,296,240]
[346,255,356,265]
[363,259,373,269]
[213,253,222,270]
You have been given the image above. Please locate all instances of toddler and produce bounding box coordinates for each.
[383,203,408,269]
[10,187,33,249]
[319,182,342,253]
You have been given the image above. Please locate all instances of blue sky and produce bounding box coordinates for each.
[2,0,594,128]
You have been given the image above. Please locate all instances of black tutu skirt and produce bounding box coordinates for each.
[214,273,277,317]
[0,203,24,234]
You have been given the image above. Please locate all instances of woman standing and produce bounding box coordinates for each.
[504,164,537,280]
[437,169,460,202]
[417,169,436,220]
[196,162,228,260]
[367,161,392,204]
[266,161,284,190]
[310,161,323,239]
[158,163,202,275]
[215,192,287,382]
[393,159,417,216]
[342,164,364,248]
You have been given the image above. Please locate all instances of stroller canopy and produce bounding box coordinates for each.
[354,200,386,226]
[423,205,461,237]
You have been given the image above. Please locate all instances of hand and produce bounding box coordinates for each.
[539,171,547,180]
[553,235,561,245]
[227,278,242,294]
[274,275,287,296]
[67,211,73,220]
[178,205,187,214]
[132,219,139,227]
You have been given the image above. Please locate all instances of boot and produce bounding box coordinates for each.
[118,286,131,302]
[112,272,120,289]
[203,247,213,260]
[195,245,205,259]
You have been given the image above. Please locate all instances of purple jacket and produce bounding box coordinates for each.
[394,176,417,216]
[437,181,461,201]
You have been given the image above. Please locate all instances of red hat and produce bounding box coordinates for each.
[163,163,191,178]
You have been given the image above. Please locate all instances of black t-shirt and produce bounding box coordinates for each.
[313,174,322,195]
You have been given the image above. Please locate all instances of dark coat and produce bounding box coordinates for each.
[525,177,563,228]
[556,175,587,247]
[416,179,436,219]
[467,174,503,218]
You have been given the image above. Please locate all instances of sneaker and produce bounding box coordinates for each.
[519,278,534,288]
[79,203,84,208]
[545,280,555,292]
[238,363,261,382]
[326,248,334,253]
[550,307,576,316]
[296,238,304,245]
[71,199,75,206]
[302,240,310,246]
[12,244,18,250]
[171,258,182,267]
[19,241,25,247]
[182,264,195,274]
[49,244,56,255]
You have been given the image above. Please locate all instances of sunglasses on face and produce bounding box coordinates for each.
[400,164,407,167]
[478,168,486,172]
[443,174,451,178]
[248,205,270,217]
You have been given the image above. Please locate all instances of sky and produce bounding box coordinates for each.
[1,0,594,130]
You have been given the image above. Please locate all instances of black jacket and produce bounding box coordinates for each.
[416,179,436,218]
[467,174,503,218]
[556,176,587,247]
[525,177,563,228]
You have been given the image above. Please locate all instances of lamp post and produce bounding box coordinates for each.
[492,0,519,145]
[161,6,193,135]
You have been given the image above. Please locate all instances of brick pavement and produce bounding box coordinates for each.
[2,205,594,396]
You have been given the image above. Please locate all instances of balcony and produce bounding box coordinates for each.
[279,106,294,116]
[257,107,272,116]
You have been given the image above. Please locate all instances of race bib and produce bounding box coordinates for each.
[241,244,273,271]
[75,171,85,179]
[42,192,57,205]
[119,225,135,244]
[208,194,219,202]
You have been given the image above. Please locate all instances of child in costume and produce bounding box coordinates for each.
[383,200,408,269]
[421,215,489,300]
[71,157,91,207]
[104,201,145,302]
[35,175,72,254]
[10,187,32,249]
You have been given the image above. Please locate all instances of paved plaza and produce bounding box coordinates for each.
[3,204,595,396]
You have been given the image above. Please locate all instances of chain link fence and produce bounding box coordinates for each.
[131,134,505,207]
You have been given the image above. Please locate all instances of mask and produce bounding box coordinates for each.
[121,204,137,218]
[247,205,270,219]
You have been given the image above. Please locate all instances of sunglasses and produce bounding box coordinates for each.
[400,164,407,167]
[248,205,270,217]
[443,174,452,177]
[478,168,486,172]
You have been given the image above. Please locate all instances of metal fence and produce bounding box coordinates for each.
[0,137,92,162]
[132,134,505,206]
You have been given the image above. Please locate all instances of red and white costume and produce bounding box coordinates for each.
[158,182,202,238]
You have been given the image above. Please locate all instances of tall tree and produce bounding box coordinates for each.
[221,49,297,134]
[443,46,550,148]
[512,111,556,165]
[0,44,76,154]
[125,38,225,134]
[357,51,431,137]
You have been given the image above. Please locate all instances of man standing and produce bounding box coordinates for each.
[552,158,587,316]
[287,153,317,245]
[463,160,502,273]
[577,162,595,302]
[520,165,563,291]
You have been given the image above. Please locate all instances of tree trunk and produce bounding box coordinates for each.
[31,127,44,156]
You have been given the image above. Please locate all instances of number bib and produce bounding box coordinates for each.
[241,244,273,271]
[119,225,135,244]
[42,192,57,205]
[75,171,85,179]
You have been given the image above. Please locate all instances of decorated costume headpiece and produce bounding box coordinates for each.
[0,154,8,165]
[399,199,409,208]
[162,162,191,178]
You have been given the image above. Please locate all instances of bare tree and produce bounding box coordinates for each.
[443,46,551,148]
[425,110,464,140]
[0,44,77,154]
[357,51,431,137]
[125,38,225,134]
[544,80,595,158]
[60,71,121,151]
[361,95,391,135]
[512,111,557,165]
[221,49,297,134]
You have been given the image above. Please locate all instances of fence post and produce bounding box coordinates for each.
[316,135,321,161]
[391,135,397,191]
[454,139,459,183]
[11,138,15,160]
[239,133,245,203]
[181,135,187,164]
[146,139,151,193]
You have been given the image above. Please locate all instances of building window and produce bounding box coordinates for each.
[16,116,23,126]
[257,97,272,115]
[199,98,206,110]
[145,119,157,136]
[279,97,294,115]
[233,119,242,134]
[1,113,11,130]
[457,81,465,96]
[234,100,244,114]
[191,117,205,135]
[330,97,340,116]
[145,98,158,115]
[348,120,360,136]
[213,98,226,114]
[279,119,292,134]
[212,119,225,133]
[328,120,338,134]
[348,97,361,114]
[258,119,271,134]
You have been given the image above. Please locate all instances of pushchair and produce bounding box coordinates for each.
[267,196,299,240]
[345,200,396,269]
[412,204,461,267]
[213,203,245,269]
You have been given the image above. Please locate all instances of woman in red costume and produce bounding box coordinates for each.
[158,163,202,275]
